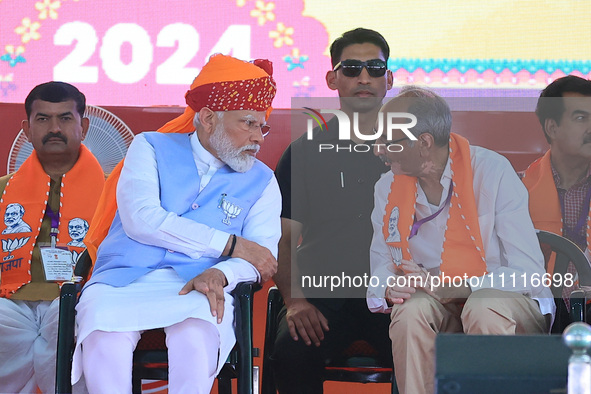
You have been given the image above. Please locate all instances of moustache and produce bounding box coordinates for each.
[42,133,67,144]
[239,144,260,155]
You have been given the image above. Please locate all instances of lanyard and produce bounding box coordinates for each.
[558,183,591,250]
[409,182,454,239]
[45,204,60,248]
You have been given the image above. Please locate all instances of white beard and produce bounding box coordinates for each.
[210,124,259,173]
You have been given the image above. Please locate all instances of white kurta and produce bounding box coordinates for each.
[367,145,555,320]
[72,132,281,383]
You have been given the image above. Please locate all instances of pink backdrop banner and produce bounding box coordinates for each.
[0,0,331,108]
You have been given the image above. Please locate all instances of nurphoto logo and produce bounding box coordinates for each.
[303,108,418,153]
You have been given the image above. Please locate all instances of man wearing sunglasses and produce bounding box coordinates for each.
[272,28,394,393]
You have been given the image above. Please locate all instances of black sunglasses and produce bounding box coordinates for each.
[333,59,388,78]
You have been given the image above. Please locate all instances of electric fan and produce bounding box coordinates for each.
[7,105,134,175]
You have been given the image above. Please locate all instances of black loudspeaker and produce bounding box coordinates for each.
[436,334,572,394]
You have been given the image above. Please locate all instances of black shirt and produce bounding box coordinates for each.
[275,117,387,298]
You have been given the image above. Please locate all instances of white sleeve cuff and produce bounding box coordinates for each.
[367,296,391,314]
[203,231,231,258]
[213,259,260,292]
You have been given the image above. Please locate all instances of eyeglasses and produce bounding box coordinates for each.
[333,59,388,78]
[375,132,410,147]
[238,118,271,137]
[386,136,410,146]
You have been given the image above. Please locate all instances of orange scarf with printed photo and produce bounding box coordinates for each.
[382,133,487,278]
[522,150,591,273]
[0,145,104,297]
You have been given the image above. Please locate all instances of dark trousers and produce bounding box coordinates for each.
[271,298,392,394]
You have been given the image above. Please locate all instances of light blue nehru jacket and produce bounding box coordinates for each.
[86,132,272,289]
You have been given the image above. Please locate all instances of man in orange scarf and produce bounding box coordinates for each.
[0,82,105,393]
[522,75,591,330]
[368,87,553,394]
[73,54,280,394]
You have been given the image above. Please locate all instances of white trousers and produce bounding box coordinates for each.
[81,317,220,394]
[0,298,59,394]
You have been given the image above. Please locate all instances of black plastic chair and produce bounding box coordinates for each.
[261,286,398,394]
[55,250,260,394]
[536,230,591,330]
[129,281,259,394]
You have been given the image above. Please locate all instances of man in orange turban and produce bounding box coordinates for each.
[72,54,280,393]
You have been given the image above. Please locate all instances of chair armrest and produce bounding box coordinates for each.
[263,287,284,355]
[233,281,260,355]
[73,249,92,282]
[232,281,260,347]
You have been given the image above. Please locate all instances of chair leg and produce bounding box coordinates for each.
[391,373,400,394]
[237,349,252,394]
[55,282,79,394]
[131,375,142,394]
[234,283,255,394]
[218,375,232,394]
[261,288,282,394]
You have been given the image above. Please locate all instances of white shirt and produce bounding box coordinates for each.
[367,146,555,318]
[116,131,281,291]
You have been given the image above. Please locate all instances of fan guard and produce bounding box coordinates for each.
[7,105,134,175]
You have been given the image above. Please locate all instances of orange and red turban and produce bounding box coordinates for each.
[185,55,276,116]
[85,54,277,263]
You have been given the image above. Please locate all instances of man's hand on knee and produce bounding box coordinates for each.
[284,299,329,347]
[180,268,227,324]
[224,236,277,282]
[385,283,416,306]
[399,259,472,303]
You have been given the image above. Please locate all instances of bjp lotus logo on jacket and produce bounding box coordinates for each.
[218,194,242,225]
